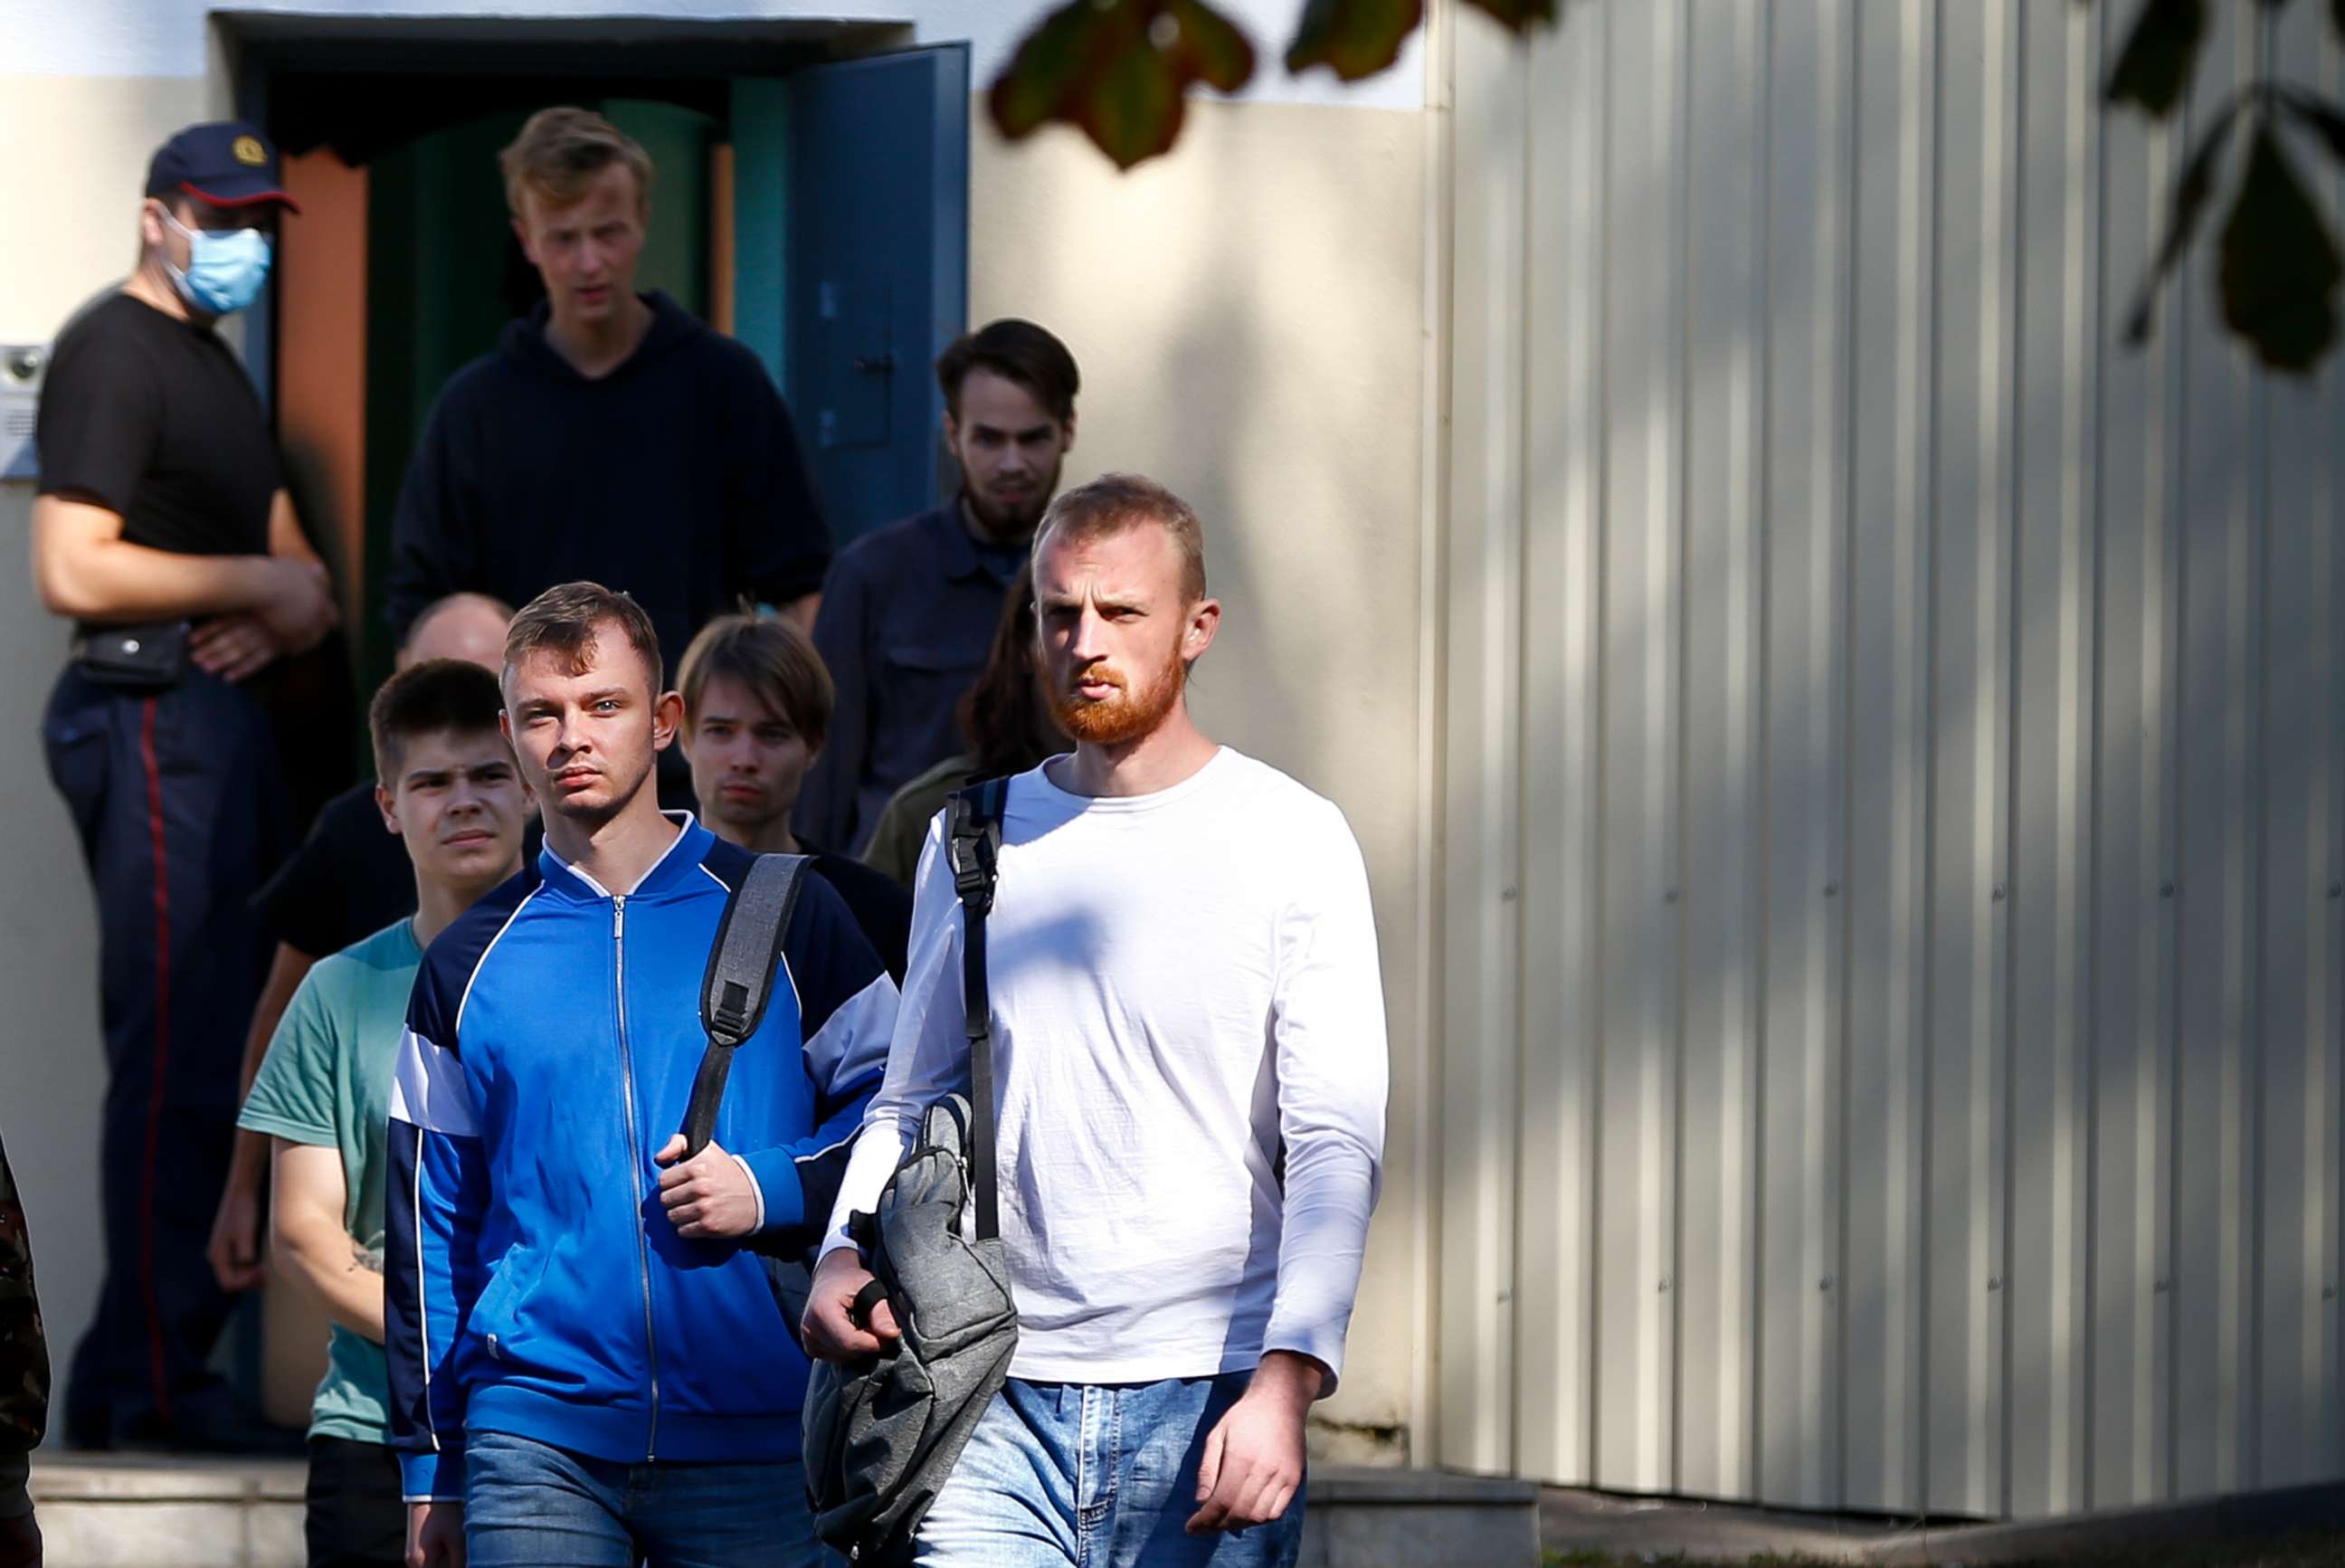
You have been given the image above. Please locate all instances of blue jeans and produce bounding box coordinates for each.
[463,1428,829,1567]
[915,1375,1305,1568]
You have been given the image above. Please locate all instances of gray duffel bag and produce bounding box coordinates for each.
[802,779,1018,1564]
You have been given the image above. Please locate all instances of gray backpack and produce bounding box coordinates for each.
[802,778,1018,1564]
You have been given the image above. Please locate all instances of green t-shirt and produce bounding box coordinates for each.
[238,917,422,1445]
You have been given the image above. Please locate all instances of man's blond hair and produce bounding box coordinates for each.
[499,108,654,218]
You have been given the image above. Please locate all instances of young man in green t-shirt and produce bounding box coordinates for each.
[238,660,530,1568]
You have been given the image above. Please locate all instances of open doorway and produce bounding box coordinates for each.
[224,23,968,1419]
[235,20,970,689]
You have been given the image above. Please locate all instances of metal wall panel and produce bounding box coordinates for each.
[2084,0,2179,1512]
[2005,0,2097,1519]
[1676,0,1765,1507]
[2171,3,2258,1505]
[1436,3,1529,1478]
[1755,0,1852,1511]
[1840,0,1935,1515]
[1512,0,1605,1488]
[2258,5,2345,1495]
[1591,0,1684,1496]
[1442,0,2345,1519]
[1922,0,2016,1517]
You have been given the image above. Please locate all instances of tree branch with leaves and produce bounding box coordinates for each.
[2108,0,2345,374]
[988,0,1558,169]
[983,0,2345,375]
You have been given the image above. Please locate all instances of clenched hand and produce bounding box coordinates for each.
[652,1136,761,1240]
[801,1247,901,1363]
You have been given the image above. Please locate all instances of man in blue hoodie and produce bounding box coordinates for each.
[386,582,897,1568]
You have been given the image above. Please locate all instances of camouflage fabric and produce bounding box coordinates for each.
[0,1133,46,1453]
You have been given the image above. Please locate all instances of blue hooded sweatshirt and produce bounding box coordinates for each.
[384,816,897,1499]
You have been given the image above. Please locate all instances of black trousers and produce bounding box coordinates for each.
[0,1449,34,1568]
[43,666,290,1445]
[306,1436,405,1568]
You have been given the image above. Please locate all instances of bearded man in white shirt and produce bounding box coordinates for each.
[803,473,1388,1567]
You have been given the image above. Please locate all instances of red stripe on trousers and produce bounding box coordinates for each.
[138,697,172,1426]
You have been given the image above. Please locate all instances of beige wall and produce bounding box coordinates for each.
[972,102,1431,1453]
[0,71,221,1439]
[0,77,1435,1458]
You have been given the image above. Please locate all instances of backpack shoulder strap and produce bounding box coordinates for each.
[945,777,1009,1240]
[945,777,1008,917]
[679,852,812,1157]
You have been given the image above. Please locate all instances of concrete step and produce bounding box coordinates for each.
[29,1453,306,1568]
[1301,1466,1542,1567]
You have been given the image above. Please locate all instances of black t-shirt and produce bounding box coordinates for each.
[385,291,831,678]
[806,846,914,985]
[253,780,546,959]
[36,292,279,556]
[252,783,414,959]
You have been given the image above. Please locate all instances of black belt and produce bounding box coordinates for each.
[69,620,189,689]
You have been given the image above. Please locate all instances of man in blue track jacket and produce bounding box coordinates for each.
[385,582,897,1568]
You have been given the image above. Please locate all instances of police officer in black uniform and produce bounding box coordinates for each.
[32,121,338,1450]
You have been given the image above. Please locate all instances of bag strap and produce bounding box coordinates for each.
[679,853,812,1157]
[945,777,1009,1242]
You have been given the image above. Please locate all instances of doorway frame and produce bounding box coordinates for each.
[223,14,970,676]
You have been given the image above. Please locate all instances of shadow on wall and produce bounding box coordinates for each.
[0,67,219,1444]
[0,487,109,1439]
[966,99,1429,1446]
[1473,0,2342,1526]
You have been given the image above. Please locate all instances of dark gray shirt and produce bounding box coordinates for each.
[794,503,1021,853]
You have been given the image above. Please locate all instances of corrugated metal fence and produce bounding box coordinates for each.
[1435,0,2344,1520]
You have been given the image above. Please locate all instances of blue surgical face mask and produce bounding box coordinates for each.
[160,209,271,318]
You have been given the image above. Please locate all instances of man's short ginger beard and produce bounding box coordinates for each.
[1049,638,1188,747]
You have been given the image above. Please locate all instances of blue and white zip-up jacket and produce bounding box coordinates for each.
[384,815,897,1500]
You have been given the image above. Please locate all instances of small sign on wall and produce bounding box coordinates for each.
[0,346,43,482]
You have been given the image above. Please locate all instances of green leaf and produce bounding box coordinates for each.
[987,0,1258,168]
[1084,33,1186,167]
[1286,0,1424,82]
[2217,119,2344,373]
[2123,97,2245,345]
[1460,0,1558,33]
[989,0,1110,138]
[1168,0,1257,92]
[2106,0,2207,117]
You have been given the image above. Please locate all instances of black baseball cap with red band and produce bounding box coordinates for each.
[145,121,301,214]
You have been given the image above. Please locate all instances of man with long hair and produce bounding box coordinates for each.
[856,564,1068,889]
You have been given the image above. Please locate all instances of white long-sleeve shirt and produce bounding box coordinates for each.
[824,746,1388,1390]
